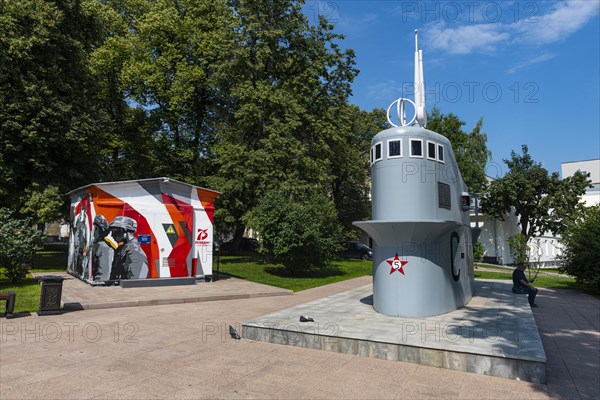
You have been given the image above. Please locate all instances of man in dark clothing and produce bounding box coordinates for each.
[109,216,149,280]
[512,262,538,307]
[92,215,116,281]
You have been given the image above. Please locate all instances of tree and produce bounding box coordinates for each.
[120,0,236,182]
[507,233,528,265]
[0,208,45,283]
[473,242,484,262]
[482,145,591,242]
[212,0,359,246]
[86,0,157,182]
[427,107,491,194]
[20,184,65,224]
[559,205,600,292]
[246,189,342,273]
[0,0,105,211]
[327,105,387,235]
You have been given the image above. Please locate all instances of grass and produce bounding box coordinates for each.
[475,263,570,276]
[217,255,372,291]
[0,250,68,314]
[0,276,42,314]
[474,270,591,291]
[2,249,595,313]
[219,256,591,293]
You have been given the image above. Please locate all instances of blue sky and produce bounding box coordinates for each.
[303,0,600,177]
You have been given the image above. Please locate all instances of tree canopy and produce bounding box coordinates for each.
[427,107,491,194]
[482,145,591,240]
[2,0,502,269]
[559,205,600,292]
[0,0,104,215]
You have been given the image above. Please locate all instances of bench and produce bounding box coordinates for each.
[0,291,16,318]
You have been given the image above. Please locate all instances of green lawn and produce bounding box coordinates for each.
[32,249,69,272]
[474,270,589,291]
[475,263,568,276]
[217,256,372,291]
[0,250,68,314]
[0,276,42,314]
[1,250,594,314]
[219,257,586,293]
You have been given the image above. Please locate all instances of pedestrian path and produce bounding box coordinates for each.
[31,272,292,310]
[1,276,597,399]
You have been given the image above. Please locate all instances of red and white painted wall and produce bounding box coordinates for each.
[67,178,219,283]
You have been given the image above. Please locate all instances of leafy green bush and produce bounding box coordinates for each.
[473,242,484,262]
[560,205,600,292]
[246,189,342,274]
[0,208,46,282]
[508,233,528,265]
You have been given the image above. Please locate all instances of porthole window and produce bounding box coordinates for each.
[427,140,437,161]
[388,139,402,158]
[374,142,382,163]
[437,144,445,163]
[410,139,423,158]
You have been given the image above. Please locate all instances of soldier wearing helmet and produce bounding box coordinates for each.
[109,216,149,280]
[92,214,116,281]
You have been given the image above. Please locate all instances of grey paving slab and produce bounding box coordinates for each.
[31,272,292,311]
[243,279,547,383]
[1,276,598,399]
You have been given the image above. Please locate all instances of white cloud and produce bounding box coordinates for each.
[507,53,556,74]
[335,12,379,35]
[367,80,404,101]
[515,1,600,45]
[426,23,509,55]
[423,0,599,55]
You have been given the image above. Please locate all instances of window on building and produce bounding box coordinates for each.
[437,144,445,163]
[410,139,423,158]
[388,139,402,158]
[370,147,374,165]
[374,142,382,162]
[427,141,437,161]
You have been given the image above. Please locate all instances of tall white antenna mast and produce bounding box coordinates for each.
[386,30,427,128]
[414,29,427,128]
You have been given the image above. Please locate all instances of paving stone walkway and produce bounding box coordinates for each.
[0,276,598,399]
[31,272,292,310]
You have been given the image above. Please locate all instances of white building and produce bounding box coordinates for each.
[473,159,598,267]
[357,156,596,267]
[561,159,600,206]
[471,208,562,267]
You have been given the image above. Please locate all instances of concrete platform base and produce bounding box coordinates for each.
[243,280,547,383]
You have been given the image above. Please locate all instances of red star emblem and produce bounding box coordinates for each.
[386,253,408,275]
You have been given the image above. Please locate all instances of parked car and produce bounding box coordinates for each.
[219,237,259,252]
[340,241,373,260]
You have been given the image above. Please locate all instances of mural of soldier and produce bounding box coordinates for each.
[72,204,90,278]
[109,216,149,280]
[91,215,117,281]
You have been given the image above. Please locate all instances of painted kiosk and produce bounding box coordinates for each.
[67,178,220,285]
[354,31,475,317]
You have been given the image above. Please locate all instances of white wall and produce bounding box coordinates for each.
[562,159,600,207]
[471,211,562,267]
[562,159,600,183]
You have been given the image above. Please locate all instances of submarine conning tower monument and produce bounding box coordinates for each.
[354,31,475,317]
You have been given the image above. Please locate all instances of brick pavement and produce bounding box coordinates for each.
[0,277,598,399]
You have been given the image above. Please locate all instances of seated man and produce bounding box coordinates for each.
[512,262,539,307]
